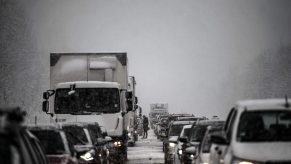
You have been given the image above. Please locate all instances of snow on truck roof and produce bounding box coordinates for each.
[55,81,121,89]
[235,98,291,111]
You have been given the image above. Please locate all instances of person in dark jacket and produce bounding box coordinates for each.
[143,115,149,138]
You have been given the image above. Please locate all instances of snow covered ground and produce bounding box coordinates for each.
[126,129,164,164]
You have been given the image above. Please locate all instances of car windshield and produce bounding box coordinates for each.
[87,124,102,143]
[182,128,192,138]
[62,126,89,145]
[190,121,224,142]
[237,110,291,142]
[30,130,66,155]
[169,124,187,136]
[55,88,120,114]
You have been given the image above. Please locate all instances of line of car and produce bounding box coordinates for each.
[0,106,121,164]
[152,98,291,164]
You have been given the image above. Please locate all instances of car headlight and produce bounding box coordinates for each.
[169,142,176,147]
[113,141,122,147]
[234,162,254,164]
[128,132,131,137]
[80,152,94,161]
[232,157,255,164]
[134,130,137,133]
[178,149,183,155]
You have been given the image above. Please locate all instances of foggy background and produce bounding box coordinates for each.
[1,0,291,123]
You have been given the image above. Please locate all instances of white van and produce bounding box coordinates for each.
[210,99,291,164]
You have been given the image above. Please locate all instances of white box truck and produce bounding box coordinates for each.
[42,53,131,161]
[125,76,139,145]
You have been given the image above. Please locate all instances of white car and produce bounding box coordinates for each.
[173,125,192,164]
[196,126,223,164]
[210,98,291,164]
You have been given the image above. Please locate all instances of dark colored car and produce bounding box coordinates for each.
[28,125,78,164]
[0,107,48,164]
[60,122,102,164]
[85,122,110,164]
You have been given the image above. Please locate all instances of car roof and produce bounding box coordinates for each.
[172,120,195,125]
[26,124,61,131]
[236,98,291,111]
[182,125,192,129]
[196,120,225,126]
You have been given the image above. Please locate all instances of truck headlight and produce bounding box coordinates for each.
[169,142,176,147]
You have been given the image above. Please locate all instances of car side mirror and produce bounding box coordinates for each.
[211,134,229,145]
[179,136,188,143]
[96,138,106,146]
[105,136,112,142]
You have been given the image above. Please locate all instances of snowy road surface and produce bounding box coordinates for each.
[126,129,164,164]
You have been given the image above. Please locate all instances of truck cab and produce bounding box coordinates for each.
[42,53,131,161]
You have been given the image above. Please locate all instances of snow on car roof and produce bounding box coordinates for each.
[182,125,192,129]
[236,98,291,111]
[172,120,195,125]
[56,81,120,89]
[26,124,61,130]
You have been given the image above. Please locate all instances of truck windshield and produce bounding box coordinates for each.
[237,110,291,142]
[55,88,120,114]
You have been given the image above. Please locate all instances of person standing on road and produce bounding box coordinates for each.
[143,115,149,138]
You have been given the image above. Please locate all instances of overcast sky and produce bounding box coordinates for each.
[1,0,291,120]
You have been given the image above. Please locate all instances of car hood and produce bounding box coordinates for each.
[168,136,179,143]
[233,142,291,162]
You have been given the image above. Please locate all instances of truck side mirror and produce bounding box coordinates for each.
[127,100,133,111]
[42,101,49,113]
[125,92,132,99]
[43,90,55,100]
[43,92,50,100]
[135,96,138,104]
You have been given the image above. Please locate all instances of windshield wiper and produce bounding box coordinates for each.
[69,111,102,115]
